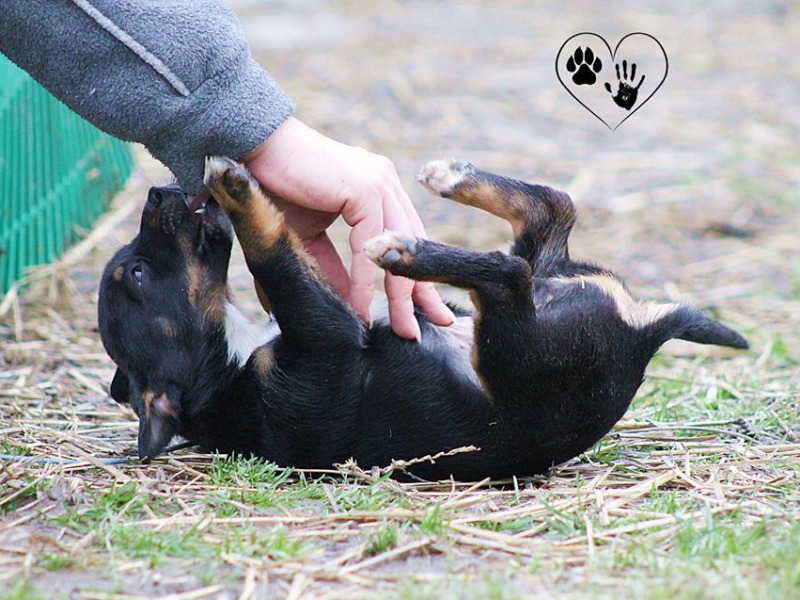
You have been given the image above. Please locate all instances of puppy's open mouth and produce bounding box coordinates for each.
[188,194,231,255]
[186,189,209,214]
[192,195,210,253]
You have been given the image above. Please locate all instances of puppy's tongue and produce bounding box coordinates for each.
[186,189,210,212]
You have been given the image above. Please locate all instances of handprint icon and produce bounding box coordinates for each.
[604,60,645,111]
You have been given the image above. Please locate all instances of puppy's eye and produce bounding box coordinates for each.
[131,265,143,285]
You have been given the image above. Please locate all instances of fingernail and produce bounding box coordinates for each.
[443,305,456,324]
[412,318,422,343]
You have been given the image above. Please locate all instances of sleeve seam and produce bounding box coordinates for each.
[69,0,191,97]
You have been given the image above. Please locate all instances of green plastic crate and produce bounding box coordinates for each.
[0,53,133,294]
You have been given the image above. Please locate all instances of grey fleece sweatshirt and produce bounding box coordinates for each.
[0,0,295,194]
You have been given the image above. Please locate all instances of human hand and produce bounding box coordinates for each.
[240,117,454,340]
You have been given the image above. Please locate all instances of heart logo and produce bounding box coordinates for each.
[556,33,668,130]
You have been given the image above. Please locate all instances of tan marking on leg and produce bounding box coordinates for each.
[206,158,319,273]
[445,180,529,238]
[252,346,276,377]
[254,280,272,314]
[363,231,418,267]
[419,160,575,244]
[468,290,493,400]
[236,196,320,275]
[417,160,528,236]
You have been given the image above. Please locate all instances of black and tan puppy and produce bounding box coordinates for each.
[98,158,747,480]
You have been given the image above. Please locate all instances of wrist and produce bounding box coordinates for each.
[241,116,306,179]
[241,116,339,204]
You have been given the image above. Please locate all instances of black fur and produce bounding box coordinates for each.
[98,160,747,479]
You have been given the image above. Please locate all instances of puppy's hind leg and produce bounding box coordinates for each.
[205,157,365,350]
[418,160,576,275]
[365,231,534,399]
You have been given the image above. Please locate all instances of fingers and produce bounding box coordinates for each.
[348,215,419,341]
[242,120,450,339]
[392,184,455,327]
[413,281,455,325]
[342,164,455,339]
[341,158,438,340]
[375,186,421,340]
[384,265,421,341]
[345,202,382,326]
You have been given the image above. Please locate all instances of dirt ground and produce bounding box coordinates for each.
[2,1,799,598]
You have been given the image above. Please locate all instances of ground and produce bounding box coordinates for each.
[2,1,800,598]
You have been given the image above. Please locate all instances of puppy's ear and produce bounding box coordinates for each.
[110,368,131,404]
[650,305,748,350]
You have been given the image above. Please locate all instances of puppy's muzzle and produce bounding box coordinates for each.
[137,389,181,460]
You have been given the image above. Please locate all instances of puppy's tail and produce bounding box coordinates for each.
[648,305,748,350]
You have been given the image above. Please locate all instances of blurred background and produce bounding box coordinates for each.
[223,0,798,315]
[4,0,798,363]
[1,2,798,596]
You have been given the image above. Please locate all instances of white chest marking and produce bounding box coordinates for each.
[223,302,280,367]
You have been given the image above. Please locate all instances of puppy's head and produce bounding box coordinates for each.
[98,185,233,459]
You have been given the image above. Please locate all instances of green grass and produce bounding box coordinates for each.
[4,297,800,600]
[0,476,42,514]
[418,503,447,536]
[364,521,400,556]
[2,580,45,600]
[0,439,31,456]
[3,346,796,599]
[38,553,77,571]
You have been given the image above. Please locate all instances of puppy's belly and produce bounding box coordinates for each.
[422,315,479,386]
[370,297,479,386]
[232,297,479,385]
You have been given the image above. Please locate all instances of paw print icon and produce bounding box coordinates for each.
[566,46,602,85]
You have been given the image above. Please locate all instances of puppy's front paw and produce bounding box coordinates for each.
[204,157,259,212]
[416,159,474,197]
[363,231,418,268]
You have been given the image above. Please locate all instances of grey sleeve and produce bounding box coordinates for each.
[0,0,296,194]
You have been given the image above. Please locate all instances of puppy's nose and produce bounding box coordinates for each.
[147,186,185,209]
[147,187,167,208]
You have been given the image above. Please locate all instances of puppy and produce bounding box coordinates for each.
[98,159,747,480]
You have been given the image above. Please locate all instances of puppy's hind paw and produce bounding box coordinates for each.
[204,157,259,210]
[416,159,475,197]
[363,231,418,268]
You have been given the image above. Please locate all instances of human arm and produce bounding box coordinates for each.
[0,0,453,337]
[0,0,293,194]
